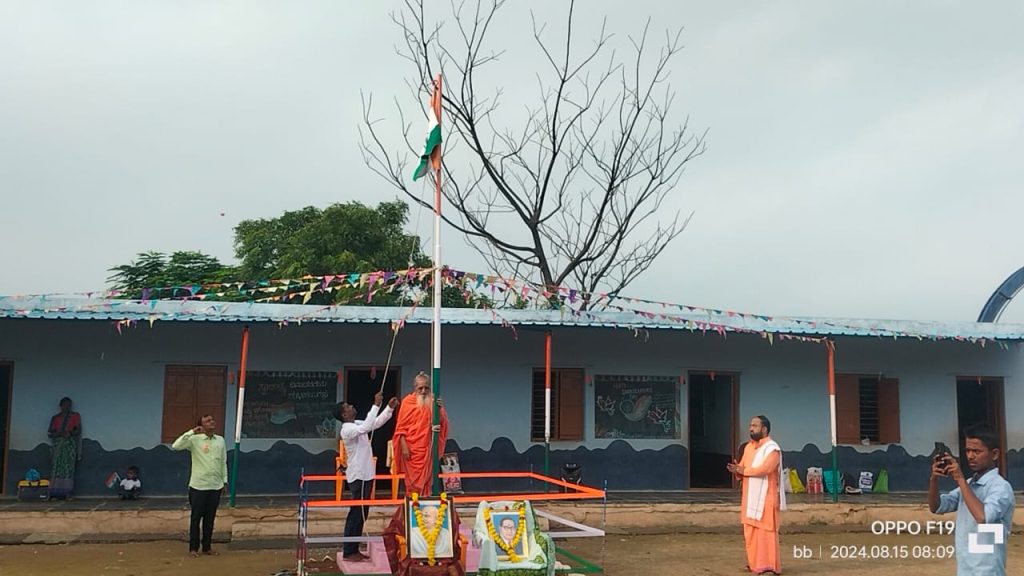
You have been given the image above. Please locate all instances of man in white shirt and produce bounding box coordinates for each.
[335,392,398,562]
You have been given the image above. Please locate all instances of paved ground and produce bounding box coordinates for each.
[3,492,1023,574]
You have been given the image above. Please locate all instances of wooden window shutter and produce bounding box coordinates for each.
[530,369,552,442]
[557,369,584,441]
[835,374,860,444]
[161,365,228,443]
[878,378,901,444]
[162,366,197,443]
[194,366,227,425]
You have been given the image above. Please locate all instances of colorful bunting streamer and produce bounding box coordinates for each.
[0,266,1018,350]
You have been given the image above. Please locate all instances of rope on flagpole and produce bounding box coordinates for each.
[357,145,436,522]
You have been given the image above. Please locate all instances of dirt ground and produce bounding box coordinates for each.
[1,533,1022,576]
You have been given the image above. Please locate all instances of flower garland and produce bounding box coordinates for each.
[483,503,527,563]
[411,492,449,566]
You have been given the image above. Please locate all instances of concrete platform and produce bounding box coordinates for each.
[336,541,390,574]
[0,490,978,512]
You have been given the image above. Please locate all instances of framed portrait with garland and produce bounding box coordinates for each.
[483,502,531,562]
[490,511,529,560]
[405,494,456,563]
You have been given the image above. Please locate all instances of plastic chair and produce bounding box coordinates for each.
[387,440,401,499]
[334,440,378,501]
[335,440,348,501]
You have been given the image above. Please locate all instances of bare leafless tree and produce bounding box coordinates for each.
[361,0,705,309]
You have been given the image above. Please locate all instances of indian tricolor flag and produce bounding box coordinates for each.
[412,79,442,181]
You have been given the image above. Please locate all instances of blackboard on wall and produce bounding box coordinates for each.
[241,371,338,439]
[594,375,680,439]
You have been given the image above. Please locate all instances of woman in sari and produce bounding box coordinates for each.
[47,397,82,498]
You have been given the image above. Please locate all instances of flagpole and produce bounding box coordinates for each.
[230,325,250,507]
[544,330,552,486]
[827,340,839,503]
[430,74,443,496]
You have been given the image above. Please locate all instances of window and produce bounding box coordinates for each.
[530,368,584,441]
[161,365,227,443]
[836,374,900,444]
[858,379,879,441]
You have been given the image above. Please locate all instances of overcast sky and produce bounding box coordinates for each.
[2,1,1022,323]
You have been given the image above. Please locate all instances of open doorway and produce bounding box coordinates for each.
[345,367,401,491]
[0,363,10,494]
[688,371,738,488]
[956,377,1007,479]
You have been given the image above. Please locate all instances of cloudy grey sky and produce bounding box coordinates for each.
[2,1,1022,323]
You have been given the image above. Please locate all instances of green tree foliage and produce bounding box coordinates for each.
[108,201,489,308]
[107,251,235,298]
[234,201,426,278]
[233,201,422,306]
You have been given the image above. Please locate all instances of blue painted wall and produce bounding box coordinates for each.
[1,317,1021,494]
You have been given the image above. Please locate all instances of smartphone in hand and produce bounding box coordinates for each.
[933,442,952,471]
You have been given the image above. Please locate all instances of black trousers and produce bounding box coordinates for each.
[343,480,372,556]
[188,487,221,552]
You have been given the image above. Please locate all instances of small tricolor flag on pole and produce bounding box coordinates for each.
[105,471,121,489]
[412,80,442,181]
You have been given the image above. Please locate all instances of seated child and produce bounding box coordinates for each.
[118,465,141,499]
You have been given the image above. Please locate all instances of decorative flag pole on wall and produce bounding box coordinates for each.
[230,325,250,507]
[545,330,552,482]
[827,339,839,503]
[413,74,444,495]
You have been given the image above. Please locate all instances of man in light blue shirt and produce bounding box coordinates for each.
[929,424,1014,576]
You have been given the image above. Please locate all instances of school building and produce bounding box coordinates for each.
[1,296,1022,496]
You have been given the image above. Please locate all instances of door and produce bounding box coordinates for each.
[0,363,11,494]
[688,371,738,488]
[161,365,227,443]
[345,367,401,484]
[956,377,1007,478]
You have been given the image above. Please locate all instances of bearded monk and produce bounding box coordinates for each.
[727,415,786,575]
[393,372,449,496]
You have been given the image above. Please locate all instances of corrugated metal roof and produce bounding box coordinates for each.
[2,295,1024,341]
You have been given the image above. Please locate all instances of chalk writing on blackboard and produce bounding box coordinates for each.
[241,371,338,439]
[594,375,679,439]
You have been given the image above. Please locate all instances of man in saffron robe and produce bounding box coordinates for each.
[727,415,786,575]
[393,372,449,496]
